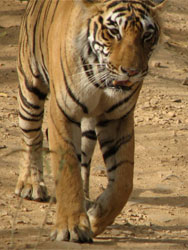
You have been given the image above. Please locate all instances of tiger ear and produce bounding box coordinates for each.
[75,0,102,7]
[82,0,99,4]
[150,0,168,11]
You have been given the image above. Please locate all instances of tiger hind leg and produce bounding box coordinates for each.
[81,118,96,199]
[15,65,49,201]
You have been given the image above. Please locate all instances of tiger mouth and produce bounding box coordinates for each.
[112,80,133,87]
[106,80,133,91]
[106,79,134,91]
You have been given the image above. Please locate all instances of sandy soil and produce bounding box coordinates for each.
[0,0,188,249]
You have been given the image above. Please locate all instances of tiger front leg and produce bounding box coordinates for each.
[81,117,97,199]
[88,113,135,236]
[15,75,48,201]
[48,101,93,243]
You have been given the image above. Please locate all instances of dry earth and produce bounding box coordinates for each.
[0,0,188,249]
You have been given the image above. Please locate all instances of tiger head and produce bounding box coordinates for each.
[78,0,167,90]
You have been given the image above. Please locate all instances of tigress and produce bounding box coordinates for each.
[16,0,167,243]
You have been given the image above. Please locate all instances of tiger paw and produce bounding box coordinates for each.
[15,178,49,202]
[88,202,115,237]
[51,213,93,243]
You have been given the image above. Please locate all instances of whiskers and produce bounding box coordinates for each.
[70,63,112,91]
[62,61,145,107]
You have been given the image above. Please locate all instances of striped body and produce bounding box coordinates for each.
[16,0,167,243]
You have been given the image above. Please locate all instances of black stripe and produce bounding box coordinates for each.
[21,127,41,133]
[30,0,40,16]
[50,78,81,127]
[101,31,109,41]
[81,163,88,168]
[135,8,147,16]
[50,0,59,24]
[77,154,81,162]
[19,112,41,122]
[106,84,140,113]
[41,64,49,84]
[97,119,110,127]
[80,56,100,88]
[25,140,42,148]
[25,82,47,100]
[20,103,44,118]
[106,31,114,39]
[18,65,47,100]
[49,105,75,149]
[114,7,128,13]
[81,159,91,168]
[103,145,118,161]
[88,45,93,55]
[103,134,133,161]
[27,60,40,79]
[32,1,45,56]
[42,0,52,41]
[60,56,88,114]
[82,130,97,140]
[130,1,150,12]
[107,1,121,9]
[108,160,134,172]
[116,12,127,18]
[81,151,87,157]
[93,22,98,40]
[87,19,91,38]
[38,36,49,84]
[38,1,52,84]
[97,103,135,128]
[107,0,150,12]
[108,160,125,173]
[98,16,104,25]
[107,17,116,26]
[100,139,114,148]
[121,103,136,120]
[56,98,80,127]
[45,1,60,56]
[19,87,40,110]
[81,56,94,81]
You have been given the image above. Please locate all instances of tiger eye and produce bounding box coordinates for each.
[110,28,119,35]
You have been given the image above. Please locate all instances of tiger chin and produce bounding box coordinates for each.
[16,0,167,243]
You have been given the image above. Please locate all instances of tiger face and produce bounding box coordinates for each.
[83,0,162,90]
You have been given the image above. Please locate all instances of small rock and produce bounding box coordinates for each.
[176,119,182,124]
[143,102,150,108]
[167,111,176,118]
[22,207,30,212]
[152,61,161,68]
[135,118,144,123]
[182,77,188,86]
[150,99,159,106]
[173,99,182,103]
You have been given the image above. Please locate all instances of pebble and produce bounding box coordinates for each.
[143,102,150,108]
[167,111,176,118]
[182,77,188,86]
[173,99,182,103]
[150,99,159,106]
[152,61,161,68]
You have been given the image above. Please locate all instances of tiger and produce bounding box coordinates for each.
[16,0,167,243]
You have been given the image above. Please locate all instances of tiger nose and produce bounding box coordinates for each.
[121,66,139,76]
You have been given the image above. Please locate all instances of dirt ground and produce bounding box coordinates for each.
[0,0,188,249]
